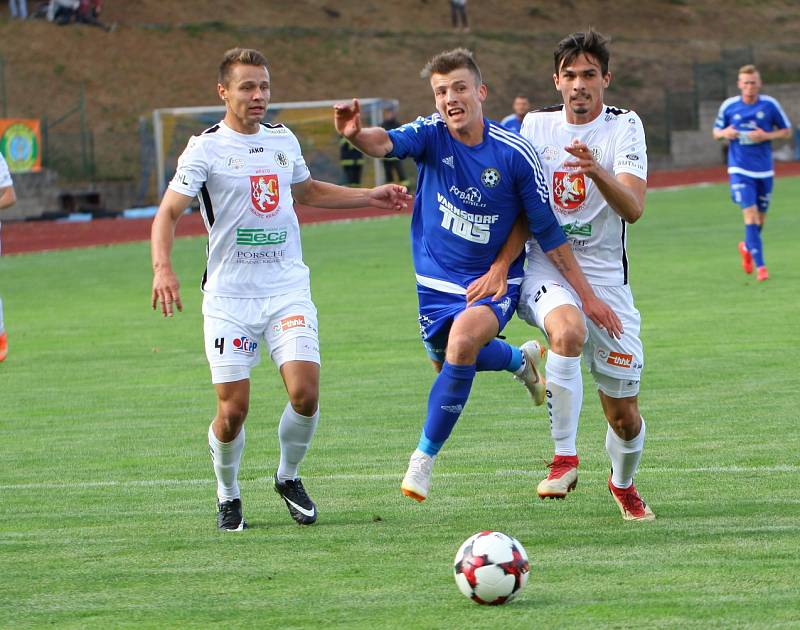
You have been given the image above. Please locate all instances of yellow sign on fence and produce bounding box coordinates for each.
[0,119,42,173]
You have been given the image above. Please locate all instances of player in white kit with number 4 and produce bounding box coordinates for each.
[150,48,409,531]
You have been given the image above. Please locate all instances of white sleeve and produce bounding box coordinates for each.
[0,153,12,188]
[613,111,647,181]
[290,133,311,184]
[168,136,209,196]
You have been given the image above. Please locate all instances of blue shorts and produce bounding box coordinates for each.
[730,174,772,212]
[417,284,520,362]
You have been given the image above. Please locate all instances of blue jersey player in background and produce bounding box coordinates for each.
[713,64,791,282]
[334,48,621,503]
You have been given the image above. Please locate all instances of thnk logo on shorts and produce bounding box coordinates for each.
[552,170,586,212]
[250,174,279,214]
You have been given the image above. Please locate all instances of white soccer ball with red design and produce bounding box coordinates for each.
[453,530,530,605]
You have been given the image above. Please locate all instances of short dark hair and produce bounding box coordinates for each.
[420,48,482,85]
[553,30,611,76]
[218,48,269,85]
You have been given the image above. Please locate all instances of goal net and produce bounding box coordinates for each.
[152,98,397,197]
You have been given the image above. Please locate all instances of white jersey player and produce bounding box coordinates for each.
[482,31,654,521]
[0,151,18,362]
[150,48,409,531]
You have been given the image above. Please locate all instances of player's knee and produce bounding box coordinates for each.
[605,408,641,440]
[288,384,319,417]
[547,315,586,356]
[216,400,249,435]
[444,332,479,364]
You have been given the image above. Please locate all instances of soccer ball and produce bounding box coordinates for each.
[453,531,530,605]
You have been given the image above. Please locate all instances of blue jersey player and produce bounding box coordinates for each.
[713,64,791,282]
[334,48,621,502]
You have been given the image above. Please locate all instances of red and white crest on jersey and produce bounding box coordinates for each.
[250,174,279,214]
[552,170,586,213]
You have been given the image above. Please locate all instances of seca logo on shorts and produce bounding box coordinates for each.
[606,351,633,368]
[250,174,279,214]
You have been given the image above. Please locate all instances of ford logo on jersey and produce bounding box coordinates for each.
[232,336,258,355]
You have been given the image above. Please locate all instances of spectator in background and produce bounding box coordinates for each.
[0,151,17,362]
[9,0,28,18]
[47,0,113,30]
[380,106,410,187]
[450,0,468,33]
[339,136,365,186]
[501,95,531,134]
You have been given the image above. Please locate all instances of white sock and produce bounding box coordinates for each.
[277,402,319,482]
[545,351,582,456]
[208,423,245,501]
[0,296,5,333]
[606,417,646,489]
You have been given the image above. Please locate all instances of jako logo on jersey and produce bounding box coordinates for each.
[448,185,485,207]
[553,171,586,212]
[437,193,498,244]
[250,174,279,214]
[606,352,633,368]
[280,315,306,331]
[236,227,288,245]
[232,336,258,355]
[249,147,264,154]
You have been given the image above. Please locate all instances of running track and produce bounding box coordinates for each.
[4,162,800,255]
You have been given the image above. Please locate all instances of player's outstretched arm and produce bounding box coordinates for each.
[151,189,193,317]
[466,215,530,306]
[292,178,410,211]
[545,243,624,339]
[333,99,394,158]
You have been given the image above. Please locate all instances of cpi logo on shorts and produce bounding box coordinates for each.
[232,336,258,355]
[250,174,279,214]
[606,351,633,368]
[553,170,586,212]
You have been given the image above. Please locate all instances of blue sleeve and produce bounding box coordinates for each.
[769,101,791,130]
[513,145,567,252]
[713,102,729,130]
[386,115,435,160]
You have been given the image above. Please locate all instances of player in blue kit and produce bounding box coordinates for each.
[713,64,791,282]
[334,48,621,502]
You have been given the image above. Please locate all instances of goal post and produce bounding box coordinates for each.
[152,98,397,197]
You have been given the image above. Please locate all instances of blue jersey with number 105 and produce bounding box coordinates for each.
[387,114,565,294]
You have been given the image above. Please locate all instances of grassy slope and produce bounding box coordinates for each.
[2,1,800,181]
[1,179,799,627]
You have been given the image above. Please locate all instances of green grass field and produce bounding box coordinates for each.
[1,179,799,628]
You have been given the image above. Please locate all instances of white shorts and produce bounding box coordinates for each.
[202,289,320,384]
[518,280,643,398]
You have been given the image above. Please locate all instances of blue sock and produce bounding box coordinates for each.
[476,339,521,372]
[745,223,765,268]
[417,362,476,456]
[757,224,763,234]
